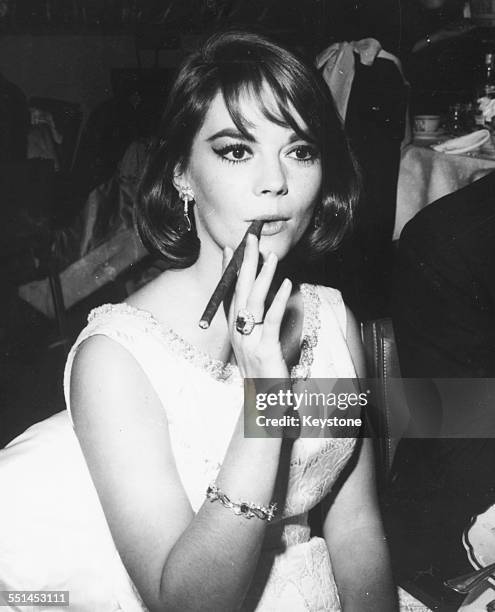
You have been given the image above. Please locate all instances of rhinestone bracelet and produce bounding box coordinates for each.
[206,484,277,522]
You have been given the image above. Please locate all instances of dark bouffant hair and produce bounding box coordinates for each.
[136,30,360,268]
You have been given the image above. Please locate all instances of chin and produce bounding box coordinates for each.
[258,239,291,262]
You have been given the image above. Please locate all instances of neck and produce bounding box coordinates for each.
[184,240,225,299]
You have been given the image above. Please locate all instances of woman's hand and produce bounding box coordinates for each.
[224,233,292,379]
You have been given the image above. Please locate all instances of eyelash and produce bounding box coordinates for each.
[213,144,252,165]
[212,143,320,165]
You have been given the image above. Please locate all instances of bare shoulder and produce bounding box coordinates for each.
[70,333,164,430]
[72,333,147,388]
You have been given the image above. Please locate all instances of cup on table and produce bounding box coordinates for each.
[413,114,441,134]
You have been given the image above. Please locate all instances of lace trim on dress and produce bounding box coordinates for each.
[88,302,239,383]
[290,283,321,381]
[87,283,321,385]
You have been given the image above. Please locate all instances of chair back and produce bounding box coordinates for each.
[0,159,67,343]
[361,318,409,483]
[0,159,55,258]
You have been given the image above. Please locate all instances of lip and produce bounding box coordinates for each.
[260,220,287,236]
[248,216,290,236]
[250,215,290,222]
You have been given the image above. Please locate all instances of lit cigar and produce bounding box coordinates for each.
[199,219,264,329]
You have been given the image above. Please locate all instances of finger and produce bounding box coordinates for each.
[262,278,292,342]
[246,251,278,316]
[234,233,260,313]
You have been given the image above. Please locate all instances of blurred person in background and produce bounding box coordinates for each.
[386,169,495,586]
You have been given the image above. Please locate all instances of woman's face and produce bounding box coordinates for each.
[178,89,322,260]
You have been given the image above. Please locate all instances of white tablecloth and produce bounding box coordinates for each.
[394,143,495,240]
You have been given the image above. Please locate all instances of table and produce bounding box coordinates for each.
[393,141,495,240]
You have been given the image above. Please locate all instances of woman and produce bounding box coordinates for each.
[0,31,426,611]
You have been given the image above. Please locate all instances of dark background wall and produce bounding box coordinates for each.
[0,34,182,116]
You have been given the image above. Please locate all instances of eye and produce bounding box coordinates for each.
[288,145,319,164]
[213,143,253,164]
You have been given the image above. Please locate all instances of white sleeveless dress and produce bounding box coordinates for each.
[0,284,429,611]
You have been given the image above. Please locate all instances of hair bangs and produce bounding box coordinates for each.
[219,59,316,144]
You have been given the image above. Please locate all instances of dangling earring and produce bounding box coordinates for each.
[179,185,194,232]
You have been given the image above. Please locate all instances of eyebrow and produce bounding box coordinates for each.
[206,128,313,145]
[206,128,255,142]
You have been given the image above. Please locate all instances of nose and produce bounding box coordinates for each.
[254,155,288,197]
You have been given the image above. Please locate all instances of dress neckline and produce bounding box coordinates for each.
[88,283,321,385]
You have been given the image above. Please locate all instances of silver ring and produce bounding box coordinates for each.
[235,309,263,335]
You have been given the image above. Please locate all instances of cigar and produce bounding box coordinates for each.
[199,220,264,329]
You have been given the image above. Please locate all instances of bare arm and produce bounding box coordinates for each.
[70,235,293,612]
[345,306,365,379]
[321,307,398,611]
[323,438,398,611]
